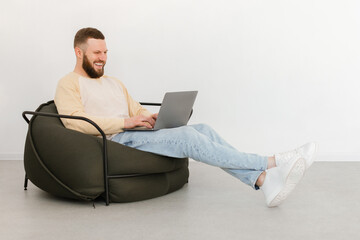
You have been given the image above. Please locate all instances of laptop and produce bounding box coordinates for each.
[124,91,198,131]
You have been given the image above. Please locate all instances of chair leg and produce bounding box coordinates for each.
[105,178,110,206]
[24,174,28,190]
[105,192,109,206]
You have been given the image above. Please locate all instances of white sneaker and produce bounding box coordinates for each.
[275,142,318,169]
[261,157,306,207]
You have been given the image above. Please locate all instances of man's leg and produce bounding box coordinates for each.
[111,124,268,189]
[186,124,268,189]
[112,127,315,207]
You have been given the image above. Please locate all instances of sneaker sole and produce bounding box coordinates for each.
[268,158,306,207]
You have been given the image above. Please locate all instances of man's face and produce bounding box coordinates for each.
[81,38,108,78]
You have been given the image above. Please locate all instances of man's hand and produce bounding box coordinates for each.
[124,113,158,129]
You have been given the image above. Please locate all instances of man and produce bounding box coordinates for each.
[55,27,317,207]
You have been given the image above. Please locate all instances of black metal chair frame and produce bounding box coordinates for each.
[22,101,161,206]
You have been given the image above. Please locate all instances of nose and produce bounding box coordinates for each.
[99,53,107,62]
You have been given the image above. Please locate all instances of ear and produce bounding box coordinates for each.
[74,47,83,59]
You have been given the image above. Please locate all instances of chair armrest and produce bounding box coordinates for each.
[139,102,161,106]
[22,111,106,139]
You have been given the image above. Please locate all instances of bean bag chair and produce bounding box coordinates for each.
[23,101,189,204]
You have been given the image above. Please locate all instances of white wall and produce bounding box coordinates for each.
[1,0,360,160]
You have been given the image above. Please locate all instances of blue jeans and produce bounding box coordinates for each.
[111,124,268,189]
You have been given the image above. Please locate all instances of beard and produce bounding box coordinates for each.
[82,54,105,78]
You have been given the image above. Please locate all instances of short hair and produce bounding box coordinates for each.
[73,27,105,48]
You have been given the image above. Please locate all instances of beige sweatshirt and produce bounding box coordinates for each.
[54,72,152,137]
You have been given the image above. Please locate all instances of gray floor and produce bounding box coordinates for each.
[1,160,360,240]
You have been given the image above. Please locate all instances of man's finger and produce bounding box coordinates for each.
[142,121,152,128]
[152,113,158,120]
[145,116,155,127]
[139,116,155,127]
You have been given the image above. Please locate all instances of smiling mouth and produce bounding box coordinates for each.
[94,62,105,69]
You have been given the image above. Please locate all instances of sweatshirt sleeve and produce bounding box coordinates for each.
[54,73,125,135]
